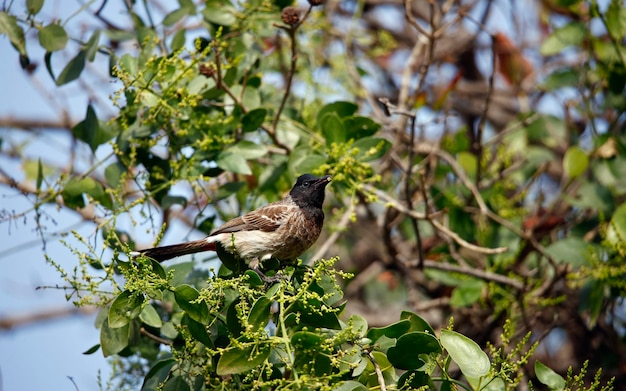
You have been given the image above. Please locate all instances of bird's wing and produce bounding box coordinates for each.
[210,202,295,235]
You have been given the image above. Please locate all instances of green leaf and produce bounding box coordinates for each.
[241,108,267,132]
[544,237,590,267]
[320,112,346,146]
[100,319,130,357]
[216,181,245,200]
[174,284,210,324]
[440,329,490,378]
[359,351,395,386]
[289,146,327,176]
[216,151,252,175]
[56,50,86,85]
[139,304,163,328]
[344,116,381,140]
[216,341,271,375]
[36,158,43,192]
[287,298,342,329]
[388,331,442,370]
[292,331,333,375]
[348,314,368,338]
[244,269,264,286]
[317,101,358,123]
[569,182,614,212]
[352,137,391,162]
[227,141,268,159]
[161,195,188,209]
[585,280,605,328]
[541,68,580,91]
[171,28,186,51]
[167,261,195,286]
[607,202,626,246]
[233,85,261,110]
[276,121,302,149]
[62,177,109,209]
[105,162,126,188]
[248,297,271,331]
[163,7,190,26]
[457,151,477,178]
[188,74,212,95]
[82,344,100,355]
[202,5,237,26]
[400,311,436,335]
[0,12,27,55]
[605,0,626,40]
[39,24,68,52]
[85,30,101,61]
[535,361,566,391]
[150,259,167,279]
[292,330,323,350]
[467,375,505,391]
[163,376,190,391]
[142,358,176,391]
[72,104,107,152]
[118,53,138,76]
[181,314,213,348]
[108,290,144,328]
[563,146,588,178]
[139,90,159,107]
[367,319,411,342]
[332,380,369,391]
[450,279,485,308]
[27,0,44,15]
[398,370,431,389]
[540,22,586,56]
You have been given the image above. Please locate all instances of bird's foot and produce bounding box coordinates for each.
[251,266,287,283]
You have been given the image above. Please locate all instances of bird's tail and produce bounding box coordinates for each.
[131,239,216,262]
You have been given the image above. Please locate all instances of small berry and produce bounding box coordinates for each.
[281,6,300,26]
[199,63,215,78]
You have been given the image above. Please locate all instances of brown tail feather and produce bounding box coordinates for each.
[138,239,216,262]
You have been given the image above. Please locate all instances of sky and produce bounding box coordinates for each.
[0,2,120,390]
[0,117,112,389]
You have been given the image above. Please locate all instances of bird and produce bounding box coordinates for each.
[131,174,332,281]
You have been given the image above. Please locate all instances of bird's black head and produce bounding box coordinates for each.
[290,174,332,208]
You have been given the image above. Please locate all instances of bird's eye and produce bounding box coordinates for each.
[303,181,311,187]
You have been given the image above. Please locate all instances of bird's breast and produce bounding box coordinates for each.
[215,207,324,261]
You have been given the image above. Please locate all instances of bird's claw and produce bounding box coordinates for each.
[252,267,287,283]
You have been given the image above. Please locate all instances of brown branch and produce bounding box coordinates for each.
[0,117,75,130]
[0,306,97,330]
[270,6,313,138]
[401,256,526,291]
[366,350,388,391]
[474,33,498,185]
[364,184,507,255]
[0,167,106,226]
[140,327,172,345]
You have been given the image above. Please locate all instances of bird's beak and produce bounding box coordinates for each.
[319,175,332,185]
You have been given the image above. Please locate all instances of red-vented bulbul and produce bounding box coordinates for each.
[131,174,331,279]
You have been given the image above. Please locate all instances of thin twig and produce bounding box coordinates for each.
[404,114,424,268]
[401,256,525,291]
[140,327,172,345]
[365,185,507,255]
[366,350,388,391]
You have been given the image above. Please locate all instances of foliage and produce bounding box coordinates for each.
[1,0,625,390]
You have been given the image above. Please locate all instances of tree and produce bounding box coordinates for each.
[1,0,624,390]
